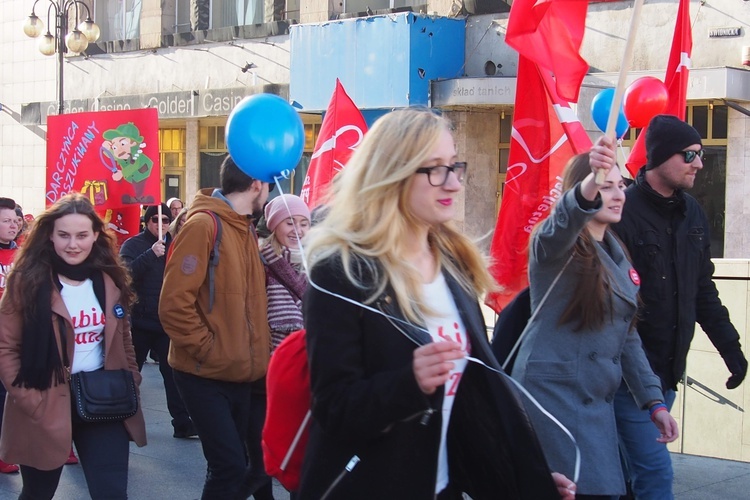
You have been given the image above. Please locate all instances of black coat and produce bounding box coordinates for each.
[298,256,558,500]
[119,229,171,331]
[612,170,740,390]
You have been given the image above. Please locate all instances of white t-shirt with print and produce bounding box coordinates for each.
[422,272,470,494]
[60,279,105,374]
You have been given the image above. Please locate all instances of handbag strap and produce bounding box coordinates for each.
[501,254,574,371]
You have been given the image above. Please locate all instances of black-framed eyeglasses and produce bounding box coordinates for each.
[415,162,467,187]
[678,149,704,163]
[150,216,170,224]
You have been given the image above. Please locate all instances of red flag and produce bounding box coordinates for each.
[505,0,589,103]
[485,58,592,312]
[300,79,368,209]
[46,108,161,208]
[625,0,692,175]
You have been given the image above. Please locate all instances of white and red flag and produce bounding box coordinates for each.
[300,79,368,209]
[485,57,592,312]
[625,0,692,175]
[505,0,589,103]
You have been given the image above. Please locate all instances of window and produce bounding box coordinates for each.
[214,0,263,28]
[198,122,319,194]
[199,125,227,189]
[159,129,186,201]
[94,0,141,41]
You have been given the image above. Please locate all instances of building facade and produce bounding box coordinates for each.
[1,0,750,257]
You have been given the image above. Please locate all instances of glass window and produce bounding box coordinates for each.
[692,105,708,138]
[689,146,726,258]
[94,0,141,41]
[712,104,728,139]
[211,0,262,28]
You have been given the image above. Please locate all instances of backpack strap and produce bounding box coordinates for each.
[205,211,222,313]
[189,210,222,313]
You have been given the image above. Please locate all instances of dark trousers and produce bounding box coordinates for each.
[174,370,252,500]
[244,378,274,500]
[19,419,129,500]
[132,326,190,428]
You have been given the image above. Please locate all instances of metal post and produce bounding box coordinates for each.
[57,1,66,115]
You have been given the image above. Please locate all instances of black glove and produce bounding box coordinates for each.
[721,346,748,390]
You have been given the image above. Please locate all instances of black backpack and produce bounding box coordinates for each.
[490,287,531,373]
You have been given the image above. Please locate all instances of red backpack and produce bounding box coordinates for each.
[262,328,311,491]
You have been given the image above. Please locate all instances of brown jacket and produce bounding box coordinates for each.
[159,189,270,383]
[0,273,147,471]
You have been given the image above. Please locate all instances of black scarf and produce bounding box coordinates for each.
[12,254,106,390]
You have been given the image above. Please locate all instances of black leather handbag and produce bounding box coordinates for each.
[70,369,138,422]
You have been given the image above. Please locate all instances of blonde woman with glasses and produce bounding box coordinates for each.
[298,108,575,500]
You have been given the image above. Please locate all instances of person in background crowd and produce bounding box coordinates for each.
[168,207,188,240]
[0,197,20,474]
[0,193,146,499]
[299,108,575,500]
[120,204,196,439]
[242,194,311,500]
[166,198,184,220]
[13,206,27,247]
[612,115,748,499]
[510,143,678,498]
[160,155,271,499]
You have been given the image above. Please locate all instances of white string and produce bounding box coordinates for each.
[271,174,581,485]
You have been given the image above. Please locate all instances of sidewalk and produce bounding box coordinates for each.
[0,362,747,499]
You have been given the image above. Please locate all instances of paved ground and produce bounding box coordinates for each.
[0,362,747,499]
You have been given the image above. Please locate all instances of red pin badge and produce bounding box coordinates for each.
[629,268,641,285]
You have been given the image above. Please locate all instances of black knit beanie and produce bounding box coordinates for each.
[143,203,172,223]
[645,115,702,170]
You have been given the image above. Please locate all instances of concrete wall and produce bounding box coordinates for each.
[476,1,750,80]
[670,259,750,461]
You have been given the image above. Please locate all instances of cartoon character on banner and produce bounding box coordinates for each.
[103,209,131,248]
[100,122,155,204]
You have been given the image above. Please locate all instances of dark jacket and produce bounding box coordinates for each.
[612,169,740,390]
[298,256,558,500]
[120,229,171,332]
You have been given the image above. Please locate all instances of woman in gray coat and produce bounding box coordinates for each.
[511,138,679,498]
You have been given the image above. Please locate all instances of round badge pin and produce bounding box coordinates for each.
[113,304,125,318]
[629,268,641,285]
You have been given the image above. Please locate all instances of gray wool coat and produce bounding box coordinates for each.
[511,187,663,496]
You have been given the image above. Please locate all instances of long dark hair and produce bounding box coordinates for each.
[5,193,134,318]
[557,153,616,331]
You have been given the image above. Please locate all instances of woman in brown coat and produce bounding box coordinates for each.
[0,193,146,500]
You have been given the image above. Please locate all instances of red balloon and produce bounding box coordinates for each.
[623,77,669,128]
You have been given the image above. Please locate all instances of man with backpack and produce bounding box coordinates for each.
[159,154,272,499]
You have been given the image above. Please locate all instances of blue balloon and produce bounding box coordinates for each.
[226,94,305,183]
[591,88,629,139]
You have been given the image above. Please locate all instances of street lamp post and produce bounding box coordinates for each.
[22,0,100,115]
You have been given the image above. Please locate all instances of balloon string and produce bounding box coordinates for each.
[271,175,581,484]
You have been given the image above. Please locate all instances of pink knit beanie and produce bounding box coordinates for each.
[264,194,311,232]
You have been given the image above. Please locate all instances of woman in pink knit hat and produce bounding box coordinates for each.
[242,193,311,500]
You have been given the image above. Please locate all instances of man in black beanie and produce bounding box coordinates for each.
[120,203,196,439]
[612,114,747,498]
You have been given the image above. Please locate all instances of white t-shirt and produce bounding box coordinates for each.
[60,278,105,374]
[422,272,470,494]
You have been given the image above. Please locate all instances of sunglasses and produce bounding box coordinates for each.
[678,149,704,163]
[150,216,171,224]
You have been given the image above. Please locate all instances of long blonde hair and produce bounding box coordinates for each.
[305,108,495,323]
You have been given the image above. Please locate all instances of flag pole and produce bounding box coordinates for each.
[598,0,645,184]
